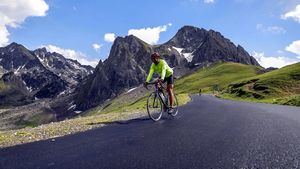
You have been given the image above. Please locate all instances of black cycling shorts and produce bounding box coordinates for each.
[163,75,174,85]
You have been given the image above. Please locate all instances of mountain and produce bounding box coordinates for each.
[165,26,260,67]
[73,26,260,111]
[0,42,94,107]
[74,36,153,110]
[33,48,93,86]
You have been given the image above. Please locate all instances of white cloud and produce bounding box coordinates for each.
[282,4,300,23]
[256,24,286,34]
[43,45,99,67]
[0,0,49,46]
[128,23,172,44]
[104,33,116,43]
[204,0,215,4]
[285,40,300,55]
[92,43,102,52]
[252,51,299,68]
[0,25,9,45]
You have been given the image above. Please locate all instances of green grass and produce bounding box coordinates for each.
[223,62,300,105]
[101,96,148,114]
[87,92,191,116]
[221,93,300,106]
[175,62,261,94]
[104,93,190,113]
[273,95,300,106]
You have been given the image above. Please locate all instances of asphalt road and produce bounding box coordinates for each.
[1,95,300,169]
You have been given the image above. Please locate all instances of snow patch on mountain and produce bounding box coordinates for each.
[172,46,194,62]
[126,87,137,93]
[68,104,76,110]
[172,46,183,53]
[182,53,194,62]
[26,86,33,92]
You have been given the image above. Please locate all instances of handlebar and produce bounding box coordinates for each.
[144,80,166,91]
[146,81,159,85]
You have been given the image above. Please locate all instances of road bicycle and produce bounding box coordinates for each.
[145,81,178,121]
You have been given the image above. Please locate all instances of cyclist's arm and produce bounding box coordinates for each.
[146,64,154,83]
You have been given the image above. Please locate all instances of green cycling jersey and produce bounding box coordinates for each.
[146,59,173,83]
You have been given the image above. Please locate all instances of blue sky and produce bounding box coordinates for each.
[1,0,300,67]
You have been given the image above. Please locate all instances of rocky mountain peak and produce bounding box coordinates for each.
[176,25,206,36]
[165,26,207,52]
[6,42,24,49]
[111,35,148,54]
[0,42,40,71]
[5,42,33,56]
[34,47,47,54]
[113,35,138,46]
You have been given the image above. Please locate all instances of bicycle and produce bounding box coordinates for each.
[144,81,179,121]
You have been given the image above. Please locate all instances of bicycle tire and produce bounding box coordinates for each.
[147,92,163,121]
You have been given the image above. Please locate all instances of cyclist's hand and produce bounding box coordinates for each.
[157,78,163,84]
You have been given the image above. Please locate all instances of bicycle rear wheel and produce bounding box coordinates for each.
[169,94,179,117]
[147,92,163,121]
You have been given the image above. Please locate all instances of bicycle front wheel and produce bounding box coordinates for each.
[147,92,163,121]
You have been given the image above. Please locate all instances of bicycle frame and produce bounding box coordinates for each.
[150,82,169,109]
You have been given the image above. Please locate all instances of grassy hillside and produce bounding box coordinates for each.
[175,62,261,94]
[223,62,300,106]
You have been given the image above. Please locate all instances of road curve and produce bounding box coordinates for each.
[1,95,300,169]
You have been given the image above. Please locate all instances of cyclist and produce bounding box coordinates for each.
[144,52,175,112]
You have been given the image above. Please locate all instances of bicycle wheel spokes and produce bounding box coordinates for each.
[147,92,162,121]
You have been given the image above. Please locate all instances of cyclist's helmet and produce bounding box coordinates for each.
[151,52,160,59]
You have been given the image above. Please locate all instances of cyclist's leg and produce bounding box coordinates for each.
[167,85,174,107]
[166,75,174,108]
